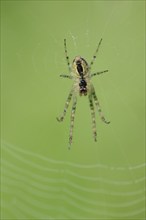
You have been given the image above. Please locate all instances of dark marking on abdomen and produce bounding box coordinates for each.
[76,61,83,77]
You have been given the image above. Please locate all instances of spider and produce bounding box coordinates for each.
[57,38,110,147]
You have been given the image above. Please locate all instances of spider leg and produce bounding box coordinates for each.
[64,39,71,73]
[69,96,77,146]
[60,74,72,79]
[92,86,110,124]
[89,94,97,142]
[57,89,73,122]
[91,70,108,78]
[89,38,102,69]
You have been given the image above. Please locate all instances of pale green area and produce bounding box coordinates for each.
[1,1,145,219]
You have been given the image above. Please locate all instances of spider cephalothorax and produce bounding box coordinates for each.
[79,78,87,96]
[57,39,110,147]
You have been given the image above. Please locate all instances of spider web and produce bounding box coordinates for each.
[1,142,145,219]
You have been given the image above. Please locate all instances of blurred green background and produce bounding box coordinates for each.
[1,1,145,219]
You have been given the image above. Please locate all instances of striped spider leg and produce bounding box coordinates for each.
[57,39,110,147]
